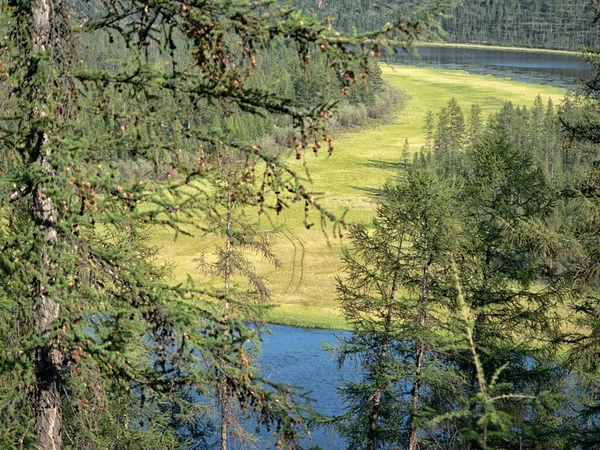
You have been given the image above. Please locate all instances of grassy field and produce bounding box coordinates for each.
[150,65,566,330]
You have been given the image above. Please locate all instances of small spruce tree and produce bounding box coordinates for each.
[335,164,462,450]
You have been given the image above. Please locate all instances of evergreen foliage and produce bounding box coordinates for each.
[559,3,600,445]
[335,164,462,450]
[6,0,600,449]
[292,0,600,51]
[326,4,600,449]
[455,133,563,449]
[337,88,600,447]
[433,97,465,174]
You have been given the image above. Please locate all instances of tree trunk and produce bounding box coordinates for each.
[31,1,63,448]
[33,207,63,450]
[367,234,404,450]
[220,384,230,450]
[220,190,233,450]
[408,255,430,450]
[367,335,387,450]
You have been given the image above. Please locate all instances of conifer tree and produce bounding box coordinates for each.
[559,6,600,443]
[401,137,410,166]
[456,133,562,449]
[196,162,281,450]
[335,164,461,450]
[434,98,465,174]
[423,110,435,153]
[467,104,483,147]
[527,95,559,180]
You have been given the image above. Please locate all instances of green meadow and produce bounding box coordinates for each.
[150,65,566,330]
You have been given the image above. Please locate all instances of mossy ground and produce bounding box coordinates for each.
[150,64,566,330]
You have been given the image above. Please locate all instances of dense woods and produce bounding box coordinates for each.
[293,0,600,51]
[334,90,600,448]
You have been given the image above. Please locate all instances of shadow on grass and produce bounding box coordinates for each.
[363,159,402,171]
[354,186,385,200]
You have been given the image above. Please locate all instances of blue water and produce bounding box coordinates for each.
[237,325,354,450]
[390,45,591,89]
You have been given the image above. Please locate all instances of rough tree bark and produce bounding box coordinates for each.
[31,0,64,448]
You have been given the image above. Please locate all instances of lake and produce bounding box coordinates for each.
[390,45,591,89]
[253,324,352,450]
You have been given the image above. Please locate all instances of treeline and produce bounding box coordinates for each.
[293,0,599,51]
[333,93,600,449]
[443,0,599,50]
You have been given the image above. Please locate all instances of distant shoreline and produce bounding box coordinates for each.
[414,41,579,56]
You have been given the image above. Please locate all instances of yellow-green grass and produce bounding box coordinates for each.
[150,65,566,330]
[416,41,579,56]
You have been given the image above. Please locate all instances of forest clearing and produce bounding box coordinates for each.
[151,64,565,329]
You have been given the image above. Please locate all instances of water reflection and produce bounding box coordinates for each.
[389,45,591,89]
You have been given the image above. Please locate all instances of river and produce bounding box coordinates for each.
[251,324,352,450]
[391,45,591,89]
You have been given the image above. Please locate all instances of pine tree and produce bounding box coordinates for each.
[456,133,563,449]
[434,98,465,174]
[530,95,549,177]
[335,165,462,450]
[467,104,483,146]
[401,137,410,166]
[423,110,435,154]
